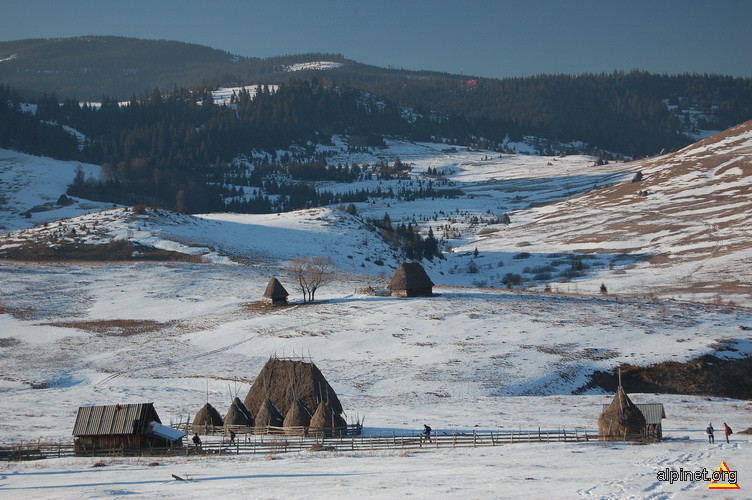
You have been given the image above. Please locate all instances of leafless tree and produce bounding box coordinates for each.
[286,256,335,302]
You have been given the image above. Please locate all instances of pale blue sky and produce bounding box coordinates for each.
[0,0,749,78]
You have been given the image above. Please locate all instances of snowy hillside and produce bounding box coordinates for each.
[0,128,751,498]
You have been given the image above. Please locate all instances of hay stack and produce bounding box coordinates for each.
[598,386,646,441]
[283,399,312,435]
[254,398,284,429]
[263,277,289,305]
[244,358,343,421]
[388,262,434,297]
[224,397,253,429]
[309,402,347,436]
[192,402,223,433]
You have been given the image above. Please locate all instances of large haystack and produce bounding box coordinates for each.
[263,277,289,306]
[192,402,223,433]
[244,358,343,422]
[254,398,284,428]
[598,386,646,441]
[224,397,253,428]
[388,262,434,297]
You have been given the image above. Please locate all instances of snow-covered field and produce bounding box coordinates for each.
[0,125,751,498]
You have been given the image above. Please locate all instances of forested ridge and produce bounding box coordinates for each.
[1,37,751,214]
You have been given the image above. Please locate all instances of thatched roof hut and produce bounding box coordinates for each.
[224,397,253,428]
[263,277,289,306]
[192,402,224,433]
[254,398,285,428]
[598,385,646,441]
[388,262,434,297]
[244,358,343,422]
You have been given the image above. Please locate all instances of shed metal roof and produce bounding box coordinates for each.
[73,403,160,436]
[602,403,666,425]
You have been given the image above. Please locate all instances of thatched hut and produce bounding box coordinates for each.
[283,399,312,435]
[224,397,253,429]
[244,358,344,423]
[192,402,224,434]
[73,403,185,455]
[254,398,285,429]
[263,277,289,306]
[598,385,646,441]
[388,262,434,297]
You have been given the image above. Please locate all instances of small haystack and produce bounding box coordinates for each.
[254,398,284,428]
[224,397,253,429]
[308,401,347,436]
[263,277,289,306]
[244,358,343,421]
[283,399,312,435]
[192,403,224,433]
[388,262,434,297]
[598,385,646,441]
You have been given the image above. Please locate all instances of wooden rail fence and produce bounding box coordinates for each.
[1,428,597,460]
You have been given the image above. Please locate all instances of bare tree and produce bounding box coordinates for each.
[286,256,335,302]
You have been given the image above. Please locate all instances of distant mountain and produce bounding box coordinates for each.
[0,36,449,100]
[2,36,752,160]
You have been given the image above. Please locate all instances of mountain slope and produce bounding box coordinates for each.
[490,120,752,304]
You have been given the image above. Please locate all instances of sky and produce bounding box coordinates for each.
[0,0,750,79]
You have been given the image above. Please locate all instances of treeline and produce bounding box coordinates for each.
[361,70,752,156]
[52,79,411,212]
[0,84,81,158]
[369,213,443,261]
[3,69,752,213]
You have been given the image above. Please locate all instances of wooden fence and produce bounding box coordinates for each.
[174,421,363,438]
[1,427,598,460]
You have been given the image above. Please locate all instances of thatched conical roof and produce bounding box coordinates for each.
[263,277,289,300]
[224,397,253,428]
[598,386,646,441]
[244,358,343,420]
[388,262,434,295]
[254,398,284,428]
[192,402,223,433]
[283,399,312,429]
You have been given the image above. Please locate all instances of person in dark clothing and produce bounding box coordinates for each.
[229,430,236,445]
[423,424,432,439]
[192,433,202,447]
[723,423,732,443]
[706,423,714,443]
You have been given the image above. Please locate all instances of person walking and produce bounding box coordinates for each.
[723,423,732,443]
[192,433,202,448]
[423,424,432,440]
[706,423,714,443]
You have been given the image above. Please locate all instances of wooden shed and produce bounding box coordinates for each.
[73,403,185,455]
[263,277,289,306]
[388,262,434,297]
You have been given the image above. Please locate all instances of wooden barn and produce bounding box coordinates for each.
[73,403,185,455]
[263,277,289,306]
[388,262,434,297]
